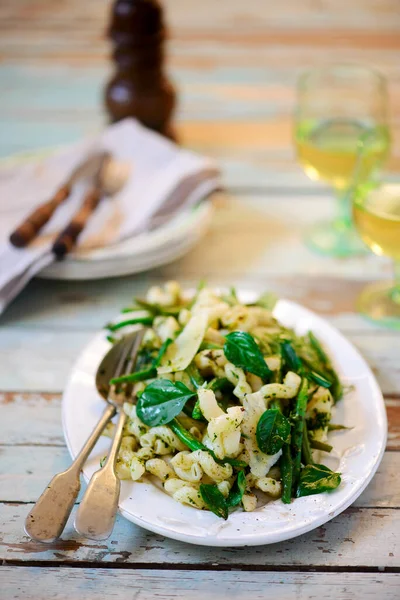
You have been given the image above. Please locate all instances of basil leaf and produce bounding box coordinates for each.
[281,341,302,372]
[226,471,247,507]
[199,484,228,519]
[296,463,341,498]
[224,331,272,380]
[137,379,196,427]
[256,409,291,455]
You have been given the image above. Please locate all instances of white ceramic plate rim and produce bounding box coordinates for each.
[62,293,387,547]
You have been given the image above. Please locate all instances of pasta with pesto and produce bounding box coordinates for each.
[102,282,344,519]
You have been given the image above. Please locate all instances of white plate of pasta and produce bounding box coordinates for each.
[62,282,387,546]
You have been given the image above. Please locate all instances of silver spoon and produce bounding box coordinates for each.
[74,329,145,540]
[24,330,143,543]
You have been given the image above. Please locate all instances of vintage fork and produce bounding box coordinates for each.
[74,329,145,541]
[24,330,144,543]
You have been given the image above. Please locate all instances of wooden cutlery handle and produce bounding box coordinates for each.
[9,184,71,248]
[52,186,102,259]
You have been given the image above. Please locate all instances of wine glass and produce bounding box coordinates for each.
[352,135,400,328]
[294,64,390,257]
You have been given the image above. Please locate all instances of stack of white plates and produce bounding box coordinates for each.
[1,151,215,281]
[39,201,214,280]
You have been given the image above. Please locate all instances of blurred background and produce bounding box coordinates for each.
[1,0,399,192]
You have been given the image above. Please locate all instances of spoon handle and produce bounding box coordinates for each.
[74,409,127,540]
[24,403,116,543]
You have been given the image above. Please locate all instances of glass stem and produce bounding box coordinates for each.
[392,261,400,305]
[334,187,353,231]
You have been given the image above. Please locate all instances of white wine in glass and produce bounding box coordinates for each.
[353,182,400,329]
[294,65,391,257]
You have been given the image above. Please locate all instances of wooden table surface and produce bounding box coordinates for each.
[1,1,400,598]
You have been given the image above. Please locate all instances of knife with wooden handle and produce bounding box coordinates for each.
[9,185,71,248]
[52,186,103,259]
[9,152,110,249]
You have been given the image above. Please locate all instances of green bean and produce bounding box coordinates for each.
[308,370,332,389]
[280,443,293,504]
[121,306,143,313]
[291,377,309,489]
[301,422,314,466]
[111,367,156,385]
[328,423,351,431]
[281,341,332,391]
[110,339,171,384]
[308,332,342,401]
[169,419,246,468]
[107,316,153,332]
[185,363,205,389]
[310,440,333,453]
[134,298,183,316]
[191,398,204,420]
[170,419,204,451]
[272,390,293,504]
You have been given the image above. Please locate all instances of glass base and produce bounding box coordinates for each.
[358,281,400,330]
[305,220,368,258]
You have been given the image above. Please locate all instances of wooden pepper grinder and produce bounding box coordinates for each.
[105,0,177,140]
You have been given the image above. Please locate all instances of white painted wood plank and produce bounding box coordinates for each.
[0,503,398,568]
[2,568,400,600]
[0,393,64,446]
[0,330,90,392]
[0,273,386,332]
[0,447,70,502]
[0,327,398,394]
[2,568,399,600]
[1,444,398,506]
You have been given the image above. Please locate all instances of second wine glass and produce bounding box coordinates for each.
[294,64,390,257]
